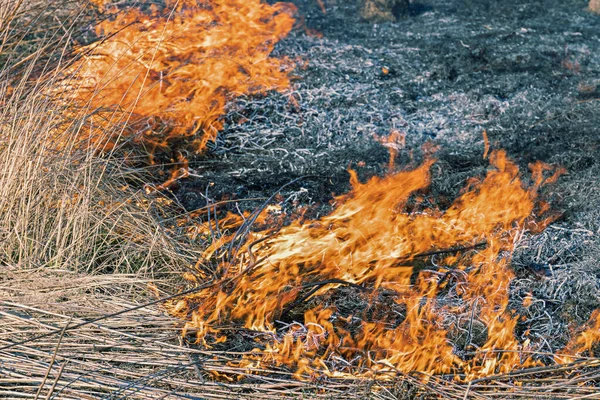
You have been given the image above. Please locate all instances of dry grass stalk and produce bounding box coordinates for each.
[2,1,600,399]
[590,0,600,14]
[0,1,197,275]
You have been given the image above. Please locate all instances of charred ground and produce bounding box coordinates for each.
[2,0,600,398]
[172,0,600,349]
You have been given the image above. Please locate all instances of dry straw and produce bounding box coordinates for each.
[1,1,600,399]
[0,0,195,275]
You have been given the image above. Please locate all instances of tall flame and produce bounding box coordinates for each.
[64,0,295,154]
[168,149,592,380]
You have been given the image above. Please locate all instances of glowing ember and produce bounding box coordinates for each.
[64,0,295,155]
[166,147,598,381]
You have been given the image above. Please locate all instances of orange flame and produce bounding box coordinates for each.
[64,0,295,155]
[482,130,490,159]
[556,310,600,364]
[374,129,405,171]
[72,1,598,383]
[169,149,587,381]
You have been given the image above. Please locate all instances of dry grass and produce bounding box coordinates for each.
[0,268,203,399]
[2,1,600,399]
[3,267,600,399]
[0,3,207,397]
[0,99,193,275]
[0,1,196,275]
[0,268,423,399]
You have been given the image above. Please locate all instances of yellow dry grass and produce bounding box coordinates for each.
[0,0,194,275]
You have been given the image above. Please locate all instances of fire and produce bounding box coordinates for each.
[169,148,597,381]
[8,0,597,389]
[62,0,295,157]
[46,0,598,384]
[556,310,600,364]
[374,129,405,170]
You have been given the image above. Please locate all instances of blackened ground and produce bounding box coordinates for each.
[176,0,600,352]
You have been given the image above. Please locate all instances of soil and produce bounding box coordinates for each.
[174,0,600,365]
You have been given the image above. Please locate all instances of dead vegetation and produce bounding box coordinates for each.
[0,0,199,273]
[1,0,600,399]
[359,0,409,22]
[3,268,600,399]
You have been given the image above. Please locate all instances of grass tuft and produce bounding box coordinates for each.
[0,0,194,275]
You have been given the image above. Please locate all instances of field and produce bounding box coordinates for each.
[1,0,600,398]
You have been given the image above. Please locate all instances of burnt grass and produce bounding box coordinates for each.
[173,0,600,376]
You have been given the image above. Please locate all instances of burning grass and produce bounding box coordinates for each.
[0,0,298,271]
[60,0,296,167]
[169,149,600,381]
[0,1,199,273]
[2,0,600,398]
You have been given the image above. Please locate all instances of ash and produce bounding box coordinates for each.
[177,0,600,363]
